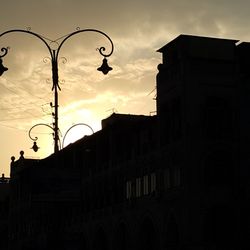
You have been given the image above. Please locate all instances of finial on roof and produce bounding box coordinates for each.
[19,151,24,159]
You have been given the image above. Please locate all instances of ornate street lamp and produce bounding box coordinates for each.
[0,48,8,76]
[0,28,114,153]
[28,122,94,152]
[28,123,56,152]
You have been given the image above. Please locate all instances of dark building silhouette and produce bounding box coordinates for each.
[7,34,250,250]
[0,174,10,250]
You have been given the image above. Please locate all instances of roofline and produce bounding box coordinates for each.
[157,34,239,53]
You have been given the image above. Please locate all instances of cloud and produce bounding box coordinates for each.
[2,0,250,173]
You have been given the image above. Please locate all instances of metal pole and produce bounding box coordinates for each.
[52,50,60,153]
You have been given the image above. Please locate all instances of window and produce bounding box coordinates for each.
[150,173,156,193]
[136,178,142,197]
[126,173,158,200]
[126,181,132,199]
[143,175,149,195]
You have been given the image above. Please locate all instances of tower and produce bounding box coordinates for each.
[156,35,241,246]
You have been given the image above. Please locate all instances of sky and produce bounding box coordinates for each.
[0,0,250,175]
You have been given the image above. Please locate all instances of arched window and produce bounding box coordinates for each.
[164,214,179,249]
[138,218,158,250]
[113,223,129,250]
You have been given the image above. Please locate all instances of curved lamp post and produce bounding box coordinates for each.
[28,123,56,152]
[62,123,94,149]
[29,122,94,152]
[0,28,114,153]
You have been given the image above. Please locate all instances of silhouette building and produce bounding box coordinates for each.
[7,34,250,250]
[0,174,10,250]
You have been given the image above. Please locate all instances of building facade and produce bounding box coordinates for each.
[0,174,10,250]
[8,34,250,250]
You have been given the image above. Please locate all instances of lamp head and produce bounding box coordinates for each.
[0,58,8,76]
[97,58,112,75]
[31,142,39,152]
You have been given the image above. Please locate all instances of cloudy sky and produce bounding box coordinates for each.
[0,0,250,175]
